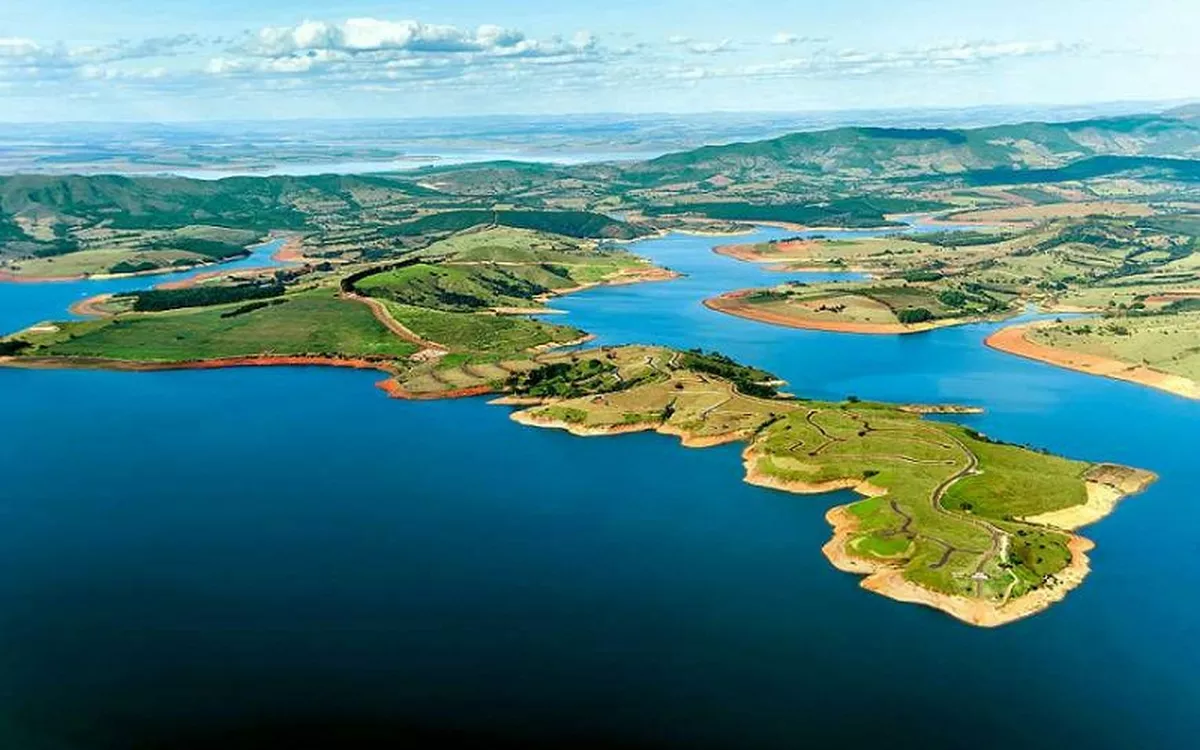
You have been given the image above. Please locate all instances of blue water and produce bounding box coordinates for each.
[2,227,1198,749]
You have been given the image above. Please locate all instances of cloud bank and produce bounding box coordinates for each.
[0,14,1175,119]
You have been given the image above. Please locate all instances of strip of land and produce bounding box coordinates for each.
[985,323,1200,400]
[704,290,977,334]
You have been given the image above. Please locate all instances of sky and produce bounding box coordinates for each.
[0,0,1196,122]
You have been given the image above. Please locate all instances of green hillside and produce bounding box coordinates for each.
[621,114,1200,184]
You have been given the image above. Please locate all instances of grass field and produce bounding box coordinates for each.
[946,201,1158,223]
[2,224,263,278]
[1028,312,1200,381]
[717,280,1010,330]
[356,262,556,311]
[15,289,418,361]
[4,247,214,277]
[355,227,656,311]
[748,406,1089,599]
[384,302,584,355]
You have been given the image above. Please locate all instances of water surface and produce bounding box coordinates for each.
[1,227,1197,749]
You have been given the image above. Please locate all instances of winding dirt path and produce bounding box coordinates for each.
[340,290,447,358]
[934,432,1009,595]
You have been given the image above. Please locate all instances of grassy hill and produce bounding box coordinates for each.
[386,209,648,239]
[620,114,1200,185]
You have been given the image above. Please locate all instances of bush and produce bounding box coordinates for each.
[127,282,285,312]
[0,340,31,355]
[937,290,968,308]
[902,270,943,282]
[897,308,934,324]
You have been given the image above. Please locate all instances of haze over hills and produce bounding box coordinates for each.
[629,110,1200,184]
[3,108,1200,262]
[0,100,1194,177]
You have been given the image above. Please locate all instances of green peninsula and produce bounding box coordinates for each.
[4,111,1186,624]
[0,246,1155,626]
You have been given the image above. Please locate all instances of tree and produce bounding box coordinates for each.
[897,308,934,324]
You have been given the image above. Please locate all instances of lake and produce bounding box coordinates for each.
[1,227,1197,749]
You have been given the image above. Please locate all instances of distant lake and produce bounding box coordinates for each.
[3,149,667,181]
[1,227,1198,749]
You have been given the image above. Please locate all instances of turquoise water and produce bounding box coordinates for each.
[2,228,1198,749]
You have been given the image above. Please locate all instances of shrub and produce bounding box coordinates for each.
[897,308,934,324]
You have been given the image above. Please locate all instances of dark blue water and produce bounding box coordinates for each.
[2,228,1198,749]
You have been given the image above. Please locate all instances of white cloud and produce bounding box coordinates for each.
[0,22,1107,114]
[238,18,590,60]
[731,39,1078,80]
[0,34,201,83]
[688,40,732,55]
[771,32,828,46]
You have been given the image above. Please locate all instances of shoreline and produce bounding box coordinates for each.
[509,413,1130,627]
[0,231,300,286]
[740,445,1106,628]
[703,292,975,335]
[68,293,117,318]
[985,322,1200,401]
[0,352,498,403]
[827,504,1099,628]
[541,267,682,301]
[1024,466,1157,530]
[507,408,746,448]
[712,238,822,264]
[0,353,402,375]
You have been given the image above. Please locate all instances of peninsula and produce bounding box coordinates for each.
[3,110,1194,623]
[0,220,1156,626]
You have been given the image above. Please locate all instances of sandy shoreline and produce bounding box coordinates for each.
[713,238,822,264]
[270,233,308,264]
[68,294,116,318]
[507,408,746,448]
[738,444,1154,627]
[703,292,973,335]
[543,267,682,300]
[985,323,1200,400]
[1024,466,1157,530]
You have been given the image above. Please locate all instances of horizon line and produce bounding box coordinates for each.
[0,96,1194,128]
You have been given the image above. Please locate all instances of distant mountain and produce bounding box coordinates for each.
[620,113,1200,185]
[1165,103,1200,120]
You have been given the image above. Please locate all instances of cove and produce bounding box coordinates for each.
[1,227,1198,749]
